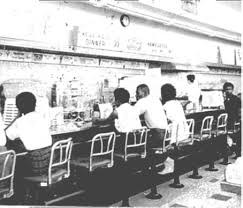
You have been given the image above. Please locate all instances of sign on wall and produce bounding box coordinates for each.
[71,28,173,59]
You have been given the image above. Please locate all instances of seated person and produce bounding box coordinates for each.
[161,84,189,145]
[135,84,167,149]
[159,84,189,174]
[93,88,142,153]
[93,88,142,133]
[5,92,52,176]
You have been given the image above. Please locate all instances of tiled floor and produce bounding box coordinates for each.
[111,157,241,208]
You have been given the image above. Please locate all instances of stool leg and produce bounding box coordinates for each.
[189,143,202,179]
[145,186,162,200]
[189,165,203,179]
[169,148,184,188]
[205,160,218,171]
[145,156,162,200]
[205,136,218,171]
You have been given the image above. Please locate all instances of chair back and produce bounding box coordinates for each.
[48,138,73,185]
[0,150,16,199]
[186,118,195,143]
[124,127,148,161]
[163,124,173,152]
[216,113,228,136]
[90,132,116,172]
[200,116,214,140]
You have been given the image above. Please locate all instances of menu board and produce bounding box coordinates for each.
[75,30,173,58]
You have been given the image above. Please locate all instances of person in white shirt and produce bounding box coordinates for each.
[161,84,189,145]
[5,92,52,176]
[159,84,189,175]
[93,88,142,133]
[185,74,202,112]
[93,88,142,160]
[135,84,167,149]
[135,84,168,199]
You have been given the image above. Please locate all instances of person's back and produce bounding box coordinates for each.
[135,94,167,129]
[7,111,51,151]
[135,84,167,150]
[5,92,52,176]
[115,103,141,133]
[163,99,189,143]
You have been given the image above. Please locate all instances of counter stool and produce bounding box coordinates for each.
[23,138,73,205]
[194,116,218,172]
[186,118,203,179]
[169,119,202,188]
[145,125,173,197]
[215,113,228,136]
[71,132,116,172]
[0,150,16,201]
[115,126,148,162]
[194,116,214,142]
[71,132,116,204]
[212,113,231,165]
[115,127,148,206]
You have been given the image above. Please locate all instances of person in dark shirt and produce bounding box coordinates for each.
[223,82,241,130]
[223,82,241,158]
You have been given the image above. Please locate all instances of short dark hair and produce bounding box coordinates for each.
[187,74,195,82]
[137,84,150,95]
[114,88,130,104]
[223,82,234,91]
[16,92,36,114]
[161,84,176,104]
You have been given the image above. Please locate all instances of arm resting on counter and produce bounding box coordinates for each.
[92,110,118,125]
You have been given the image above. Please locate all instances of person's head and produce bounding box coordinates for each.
[113,88,130,106]
[16,92,36,115]
[187,74,195,83]
[136,84,150,100]
[161,83,176,104]
[223,82,234,97]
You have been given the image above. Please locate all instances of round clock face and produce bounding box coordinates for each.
[120,14,130,27]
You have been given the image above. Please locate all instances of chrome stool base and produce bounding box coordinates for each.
[145,192,162,200]
[188,174,203,179]
[169,183,184,188]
